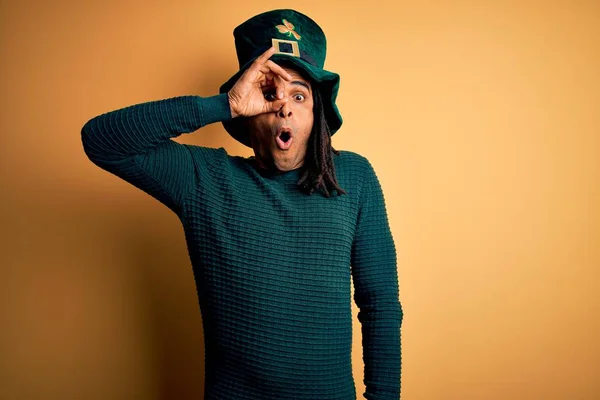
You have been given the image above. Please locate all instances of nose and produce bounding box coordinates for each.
[277,101,292,118]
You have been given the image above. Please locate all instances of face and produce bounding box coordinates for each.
[245,66,314,172]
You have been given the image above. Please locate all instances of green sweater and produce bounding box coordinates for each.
[81,93,403,399]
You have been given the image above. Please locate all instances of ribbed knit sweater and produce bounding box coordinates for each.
[80,93,403,400]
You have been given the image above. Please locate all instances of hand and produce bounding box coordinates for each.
[228,46,293,118]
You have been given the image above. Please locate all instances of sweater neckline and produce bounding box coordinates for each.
[249,158,303,181]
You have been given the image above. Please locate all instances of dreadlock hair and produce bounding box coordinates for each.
[296,84,347,198]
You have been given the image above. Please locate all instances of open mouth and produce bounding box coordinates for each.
[275,128,293,150]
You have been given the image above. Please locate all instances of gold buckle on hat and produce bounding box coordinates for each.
[272,38,300,57]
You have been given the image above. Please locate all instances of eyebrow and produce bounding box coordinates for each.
[291,80,311,92]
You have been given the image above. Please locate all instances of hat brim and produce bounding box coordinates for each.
[218,54,342,148]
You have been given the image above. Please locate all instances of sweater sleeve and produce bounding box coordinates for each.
[81,93,232,216]
[351,159,404,400]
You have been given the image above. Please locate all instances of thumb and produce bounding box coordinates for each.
[267,98,288,113]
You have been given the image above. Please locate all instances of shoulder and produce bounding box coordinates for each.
[335,149,373,168]
[335,150,378,180]
[332,150,381,200]
[335,150,386,201]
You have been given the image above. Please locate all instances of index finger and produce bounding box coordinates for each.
[254,46,276,65]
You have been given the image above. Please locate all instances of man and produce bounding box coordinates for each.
[81,8,403,400]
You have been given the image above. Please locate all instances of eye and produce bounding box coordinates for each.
[264,92,277,101]
[293,94,306,101]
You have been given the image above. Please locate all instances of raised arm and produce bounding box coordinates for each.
[80,93,232,215]
[351,158,404,399]
[81,46,293,217]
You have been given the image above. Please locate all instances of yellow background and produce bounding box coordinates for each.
[1,0,599,399]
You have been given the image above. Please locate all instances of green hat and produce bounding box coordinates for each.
[218,9,342,148]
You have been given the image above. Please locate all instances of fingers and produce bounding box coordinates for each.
[268,98,288,113]
[258,65,288,99]
[259,61,292,101]
[262,60,293,82]
[255,45,276,65]
[273,73,283,99]
[259,72,288,109]
[252,47,293,82]
[248,47,275,77]
[247,46,295,112]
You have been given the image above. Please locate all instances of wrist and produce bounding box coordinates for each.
[227,92,238,118]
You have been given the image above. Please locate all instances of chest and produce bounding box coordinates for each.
[184,176,359,263]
